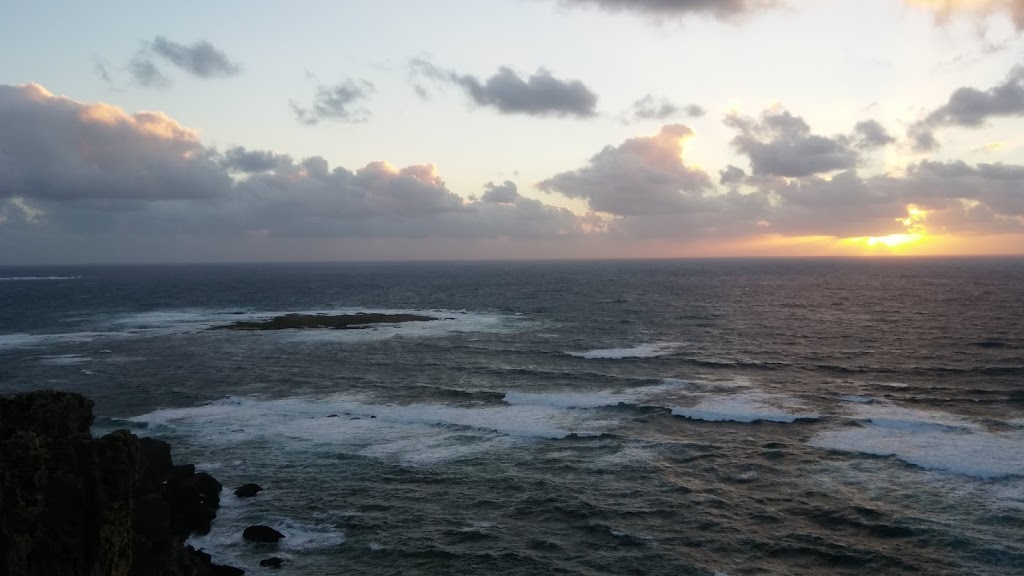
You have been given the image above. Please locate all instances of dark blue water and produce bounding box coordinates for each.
[2,259,1023,575]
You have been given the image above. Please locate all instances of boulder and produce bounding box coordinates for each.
[259,557,285,568]
[234,483,263,498]
[243,525,285,543]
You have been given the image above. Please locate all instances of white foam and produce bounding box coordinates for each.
[130,394,611,466]
[671,392,819,423]
[39,354,91,365]
[503,390,637,409]
[809,401,1024,478]
[0,276,80,281]
[566,342,681,359]
[0,331,118,351]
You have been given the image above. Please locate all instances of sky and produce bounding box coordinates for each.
[2,0,1024,264]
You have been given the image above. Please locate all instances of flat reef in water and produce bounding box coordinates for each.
[213,312,438,331]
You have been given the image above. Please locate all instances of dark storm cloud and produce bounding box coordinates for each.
[481,181,520,203]
[558,0,781,19]
[150,36,241,78]
[725,108,859,177]
[291,80,374,125]
[909,65,1024,151]
[538,124,712,215]
[853,119,896,149]
[411,59,597,118]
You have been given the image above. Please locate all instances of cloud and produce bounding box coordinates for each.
[719,165,747,185]
[221,146,292,173]
[291,80,374,124]
[725,108,859,177]
[908,0,1024,29]
[128,56,170,88]
[557,0,782,19]
[481,181,520,203]
[628,95,704,121]
[538,124,712,215]
[150,36,241,78]
[909,65,1024,150]
[0,83,228,202]
[0,83,591,257]
[412,59,597,118]
[853,119,896,149]
[540,121,1024,242]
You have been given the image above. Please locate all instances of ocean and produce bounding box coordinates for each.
[1,258,1022,575]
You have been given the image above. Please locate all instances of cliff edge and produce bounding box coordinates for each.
[0,390,241,576]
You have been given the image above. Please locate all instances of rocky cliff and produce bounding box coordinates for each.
[0,390,241,576]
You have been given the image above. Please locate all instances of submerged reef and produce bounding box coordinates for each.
[0,390,241,576]
[214,312,438,331]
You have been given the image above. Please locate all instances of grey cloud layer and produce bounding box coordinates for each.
[291,80,374,125]
[412,60,598,117]
[0,84,590,246]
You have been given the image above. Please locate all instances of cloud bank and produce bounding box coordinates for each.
[1,84,1020,263]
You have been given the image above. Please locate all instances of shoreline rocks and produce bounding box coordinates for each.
[0,390,242,576]
[233,483,262,498]
[242,525,285,543]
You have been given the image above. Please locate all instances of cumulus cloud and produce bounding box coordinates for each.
[0,83,591,257]
[412,59,597,118]
[291,80,374,124]
[725,108,860,177]
[909,65,1024,150]
[558,0,781,19]
[481,181,520,203]
[0,83,228,202]
[540,121,1024,242]
[538,124,712,215]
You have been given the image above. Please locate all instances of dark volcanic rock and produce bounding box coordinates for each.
[259,557,285,568]
[0,390,240,576]
[234,483,263,498]
[243,525,285,543]
[214,312,437,331]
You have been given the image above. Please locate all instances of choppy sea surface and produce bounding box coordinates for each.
[2,258,1023,575]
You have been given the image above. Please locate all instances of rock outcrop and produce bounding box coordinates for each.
[214,312,437,331]
[242,525,285,543]
[233,483,262,498]
[0,390,241,576]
